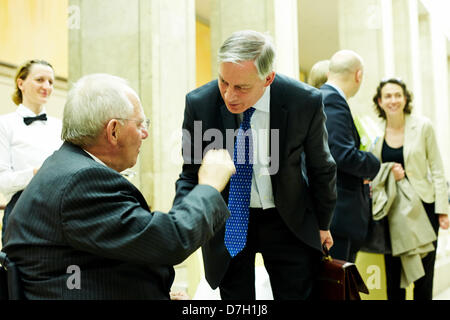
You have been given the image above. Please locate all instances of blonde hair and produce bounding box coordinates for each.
[12,59,54,105]
[308,60,330,89]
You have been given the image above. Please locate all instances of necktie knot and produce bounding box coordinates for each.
[243,107,255,123]
[23,113,47,126]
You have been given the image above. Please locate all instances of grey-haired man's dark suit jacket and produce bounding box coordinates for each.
[174,74,337,289]
[2,142,229,299]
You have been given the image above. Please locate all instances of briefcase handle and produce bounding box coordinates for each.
[322,243,333,261]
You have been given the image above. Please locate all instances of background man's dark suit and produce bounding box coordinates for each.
[174,74,337,290]
[320,84,380,261]
[2,142,229,299]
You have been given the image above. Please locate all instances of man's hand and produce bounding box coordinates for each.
[198,149,235,192]
[320,230,333,251]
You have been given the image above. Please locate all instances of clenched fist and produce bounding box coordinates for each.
[198,149,235,192]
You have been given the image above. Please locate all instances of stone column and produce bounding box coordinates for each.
[448,52,450,179]
[69,0,196,211]
[138,0,196,212]
[392,0,423,115]
[210,0,299,79]
[415,2,450,180]
[337,0,392,118]
[418,8,435,122]
[424,5,450,181]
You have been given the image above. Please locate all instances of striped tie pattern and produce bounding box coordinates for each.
[224,107,256,257]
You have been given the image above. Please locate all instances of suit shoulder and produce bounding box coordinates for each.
[273,74,322,103]
[48,144,118,180]
[320,85,343,100]
[320,88,348,112]
[407,115,435,134]
[409,114,431,125]
[187,80,219,100]
[185,80,223,114]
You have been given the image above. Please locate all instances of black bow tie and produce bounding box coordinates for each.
[23,113,47,125]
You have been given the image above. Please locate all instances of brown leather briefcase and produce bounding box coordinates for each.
[314,246,369,300]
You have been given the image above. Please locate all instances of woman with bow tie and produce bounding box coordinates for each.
[0,60,62,242]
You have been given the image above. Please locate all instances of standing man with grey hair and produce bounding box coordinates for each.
[174,30,337,299]
[320,50,380,262]
[2,73,235,299]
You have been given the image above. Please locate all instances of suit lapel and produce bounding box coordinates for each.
[269,77,288,195]
[403,115,416,165]
[269,96,288,158]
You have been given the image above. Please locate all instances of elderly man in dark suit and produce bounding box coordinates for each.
[2,73,235,299]
[174,30,337,300]
[320,50,380,263]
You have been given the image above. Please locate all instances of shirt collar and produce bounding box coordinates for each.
[83,149,108,167]
[16,104,47,117]
[253,85,271,113]
[325,82,346,100]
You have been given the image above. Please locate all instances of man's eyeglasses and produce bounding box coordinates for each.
[116,118,150,131]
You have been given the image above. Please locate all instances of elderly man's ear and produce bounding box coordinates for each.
[105,119,120,146]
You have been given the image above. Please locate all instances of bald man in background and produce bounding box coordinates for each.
[320,50,380,262]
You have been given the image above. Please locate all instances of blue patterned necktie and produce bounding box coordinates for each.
[225,107,256,257]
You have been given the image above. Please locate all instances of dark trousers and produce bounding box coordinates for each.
[329,236,363,263]
[330,184,371,263]
[1,191,23,245]
[219,207,322,300]
[384,202,440,300]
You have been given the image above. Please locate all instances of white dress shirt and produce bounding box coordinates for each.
[83,150,107,167]
[239,86,275,209]
[0,104,62,203]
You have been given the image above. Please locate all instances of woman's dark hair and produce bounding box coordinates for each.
[12,59,54,105]
[372,78,413,119]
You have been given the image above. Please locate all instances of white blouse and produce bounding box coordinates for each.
[0,104,62,203]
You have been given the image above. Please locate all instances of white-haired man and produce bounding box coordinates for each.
[2,73,235,299]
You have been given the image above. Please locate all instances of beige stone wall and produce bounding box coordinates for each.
[0,0,68,78]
